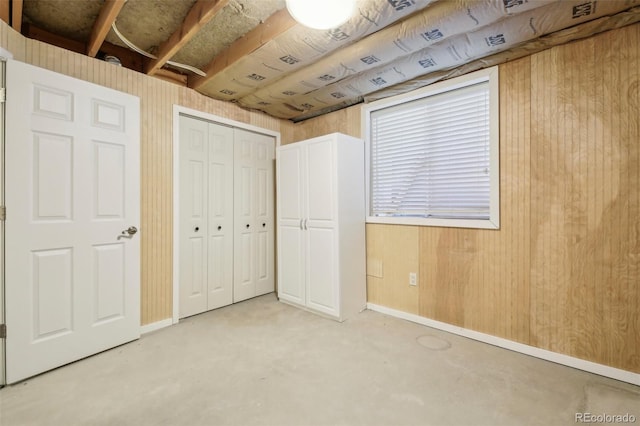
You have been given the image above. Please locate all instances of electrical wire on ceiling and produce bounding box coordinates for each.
[110,22,207,76]
[229,0,263,23]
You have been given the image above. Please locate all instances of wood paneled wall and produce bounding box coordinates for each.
[280,104,361,145]
[0,21,281,325]
[2,19,639,373]
[286,24,640,373]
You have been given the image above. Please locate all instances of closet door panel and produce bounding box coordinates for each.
[233,134,256,303]
[207,123,234,310]
[179,116,209,318]
[254,136,275,296]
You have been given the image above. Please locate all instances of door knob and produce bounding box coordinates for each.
[218,226,222,231]
[122,226,138,236]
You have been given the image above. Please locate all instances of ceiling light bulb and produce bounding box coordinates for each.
[285,0,357,30]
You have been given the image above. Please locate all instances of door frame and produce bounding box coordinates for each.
[172,105,280,324]
[0,49,14,386]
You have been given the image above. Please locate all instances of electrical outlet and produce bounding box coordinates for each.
[409,272,417,286]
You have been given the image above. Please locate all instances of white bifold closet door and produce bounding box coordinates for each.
[233,128,275,303]
[179,116,234,316]
[179,115,274,319]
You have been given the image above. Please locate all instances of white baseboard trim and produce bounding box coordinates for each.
[140,318,173,335]
[366,303,640,386]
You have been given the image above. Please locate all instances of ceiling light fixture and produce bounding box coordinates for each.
[285,0,357,30]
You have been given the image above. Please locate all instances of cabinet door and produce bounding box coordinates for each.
[179,116,209,318]
[276,145,305,305]
[207,123,234,310]
[305,139,339,316]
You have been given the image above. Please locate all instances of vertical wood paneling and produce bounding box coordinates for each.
[0,20,286,325]
[1,19,638,372]
[0,1,8,25]
[629,19,640,373]
[366,224,419,314]
[280,104,361,145]
[285,23,640,373]
[528,26,639,371]
[177,88,280,134]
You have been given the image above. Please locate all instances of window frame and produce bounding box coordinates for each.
[362,66,500,229]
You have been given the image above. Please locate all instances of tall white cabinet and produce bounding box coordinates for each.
[276,133,366,321]
[179,115,275,319]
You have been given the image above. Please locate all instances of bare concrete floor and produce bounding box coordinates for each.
[1,294,638,426]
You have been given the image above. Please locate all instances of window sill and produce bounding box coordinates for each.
[366,216,500,230]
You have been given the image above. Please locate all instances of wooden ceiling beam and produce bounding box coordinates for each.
[22,23,85,54]
[11,0,22,32]
[188,8,297,90]
[87,0,126,57]
[22,23,187,86]
[145,0,229,76]
[0,0,9,25]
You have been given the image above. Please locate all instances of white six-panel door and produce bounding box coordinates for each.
[5,60,140,384]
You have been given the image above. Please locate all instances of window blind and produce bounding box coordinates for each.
[370,80,491,219]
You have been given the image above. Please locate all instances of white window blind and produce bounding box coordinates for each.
[370,80,491,220]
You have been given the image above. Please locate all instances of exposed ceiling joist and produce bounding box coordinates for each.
[0,0,8,25]
[188,8,297,90]
[11,0,22,32]
[22,23,187,86]
[153,68,188,85]
[87,0,126,57]
[23,23,85,54]
[145,0,229,75]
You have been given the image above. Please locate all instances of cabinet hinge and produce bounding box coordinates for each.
[0,324,5,339]
[0,87,5,103]
[0,206,5,221]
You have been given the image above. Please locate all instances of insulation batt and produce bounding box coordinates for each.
[363,4,640,105]
[197,0,437,99]
[237,0,543,111]
[233,0,640,119]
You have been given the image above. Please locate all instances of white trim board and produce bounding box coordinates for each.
[140,318,173,335]
[367,303,640,386]
[172,105,281,324]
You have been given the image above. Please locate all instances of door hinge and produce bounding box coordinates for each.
[0,324,5,339]
[0,206,5,221]
[0,87,5,103]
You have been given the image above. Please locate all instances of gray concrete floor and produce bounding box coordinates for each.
[0,294,638,426]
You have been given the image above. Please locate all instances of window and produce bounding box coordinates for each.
[363,67,499,229]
